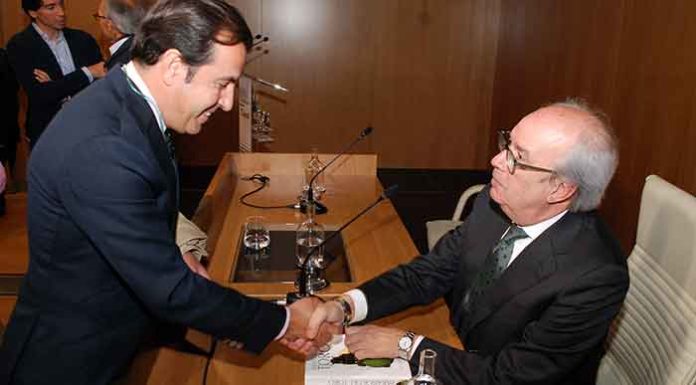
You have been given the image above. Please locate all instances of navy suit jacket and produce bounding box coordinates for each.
[0,68,286,385]
[360,187,629,385]
[6,25,103,145]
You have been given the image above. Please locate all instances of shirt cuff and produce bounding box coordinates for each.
[81,67,94,83]
[409,335,425,360]
[345,289,368,323]
[274,307,291,340]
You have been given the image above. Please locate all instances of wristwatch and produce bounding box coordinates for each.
[334,296,353,327]
[397,331,416,360]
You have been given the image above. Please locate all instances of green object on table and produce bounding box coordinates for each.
[358,357,394,367]
[331,353,394,367]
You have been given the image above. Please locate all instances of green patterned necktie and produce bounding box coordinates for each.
[462,225,529,311]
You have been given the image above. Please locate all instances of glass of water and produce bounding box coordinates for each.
[243,216,270,251]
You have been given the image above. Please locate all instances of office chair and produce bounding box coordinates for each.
[596,175,696,385]
[425,184,485,251]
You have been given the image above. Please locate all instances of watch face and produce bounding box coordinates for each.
[399,336,412,350]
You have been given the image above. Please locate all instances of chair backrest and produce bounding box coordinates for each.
[597,175,696,385]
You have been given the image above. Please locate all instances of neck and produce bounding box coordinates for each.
[133,61,170,129]
[509,204,569,227]
[34,21,60,40]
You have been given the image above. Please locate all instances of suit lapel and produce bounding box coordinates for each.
[462,214,587,332]
[116,70,178,216]
[466,234,557,331]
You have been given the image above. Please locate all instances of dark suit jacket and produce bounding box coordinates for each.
[0,69,286,385]
[360,187,629,385]
[6,25,103,145]
[0,48,20,159]
[105,36,133,71]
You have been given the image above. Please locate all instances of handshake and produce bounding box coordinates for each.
[279,296,408,360]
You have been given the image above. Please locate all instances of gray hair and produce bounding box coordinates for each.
[551,98,619,212]
[105,0,148,35]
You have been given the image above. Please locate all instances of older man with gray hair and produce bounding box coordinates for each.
[95,0,147,70]
[303,99,629,385]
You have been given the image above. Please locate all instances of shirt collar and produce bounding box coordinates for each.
[109,35,131,55]
[518,210,568,241]
[123,61,167,135]
[32,22,64,43]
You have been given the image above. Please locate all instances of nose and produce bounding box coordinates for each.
[57,4,66,16]
[218,84,235,112]
[491,148,506,170]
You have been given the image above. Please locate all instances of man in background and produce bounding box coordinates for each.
[6,0,104,148]
[305,100,629,385]
[0,1,328,384]
[95,0,146,71]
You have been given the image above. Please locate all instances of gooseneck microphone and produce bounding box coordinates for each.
[300,126,374,215]
[288,184,399,302]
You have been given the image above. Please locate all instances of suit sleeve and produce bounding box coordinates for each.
[359,216,469,320]
[409,264,628,385]
[6,32,101,108]
[58,135,285,353]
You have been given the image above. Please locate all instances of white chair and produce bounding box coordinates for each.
[596,175,696,385]
[425,184,485,251]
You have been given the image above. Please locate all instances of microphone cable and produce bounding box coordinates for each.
[239,174,298,210]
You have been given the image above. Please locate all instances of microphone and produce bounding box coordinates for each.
[300,126,374,215]
[288,184,399,302]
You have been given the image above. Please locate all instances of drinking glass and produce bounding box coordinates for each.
[243,216,270,251]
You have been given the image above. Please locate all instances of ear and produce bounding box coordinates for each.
[547,177,577,205]
[159,49,187,87]
[28,10,38,20]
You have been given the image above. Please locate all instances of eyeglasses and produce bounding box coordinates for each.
[92,13,109,21]
[497,130,555,175]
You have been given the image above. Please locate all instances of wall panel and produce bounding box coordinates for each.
[492,0,696,251]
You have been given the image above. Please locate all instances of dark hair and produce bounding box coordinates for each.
[131,0,252,73]
[22,0,44,15]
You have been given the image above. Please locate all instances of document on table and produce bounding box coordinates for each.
[305,335,412,385]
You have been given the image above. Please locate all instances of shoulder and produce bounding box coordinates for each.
[551,211,627,272]
[7,26,37,48]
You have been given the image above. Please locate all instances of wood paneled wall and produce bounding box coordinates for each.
[491,0,696,250]
[232,0,501,169]
[4,0,695,250]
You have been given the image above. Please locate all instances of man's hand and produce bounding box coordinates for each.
[306,299,346,339]
[87,62,106,78]
[34,69,52,83]
[280,297,341,356]
[182,251,210,280]
[345,325,404,359]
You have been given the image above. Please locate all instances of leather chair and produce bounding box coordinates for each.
[596,175,696,385]
[425,184,485,251]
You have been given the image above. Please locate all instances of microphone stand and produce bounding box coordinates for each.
[300,126,373,215]
[287,185,399,303]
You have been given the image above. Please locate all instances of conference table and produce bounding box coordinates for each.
[125,153,461,385]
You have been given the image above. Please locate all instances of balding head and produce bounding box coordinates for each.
[490,99,618,225]
[103,0,148,36]
[544,99,618,211]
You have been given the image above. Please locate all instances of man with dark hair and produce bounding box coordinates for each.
[95,0,147,70]
[95,0,211,277]
[6,0,105,148]
[305,101,629,385]
[0,1,329,384]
